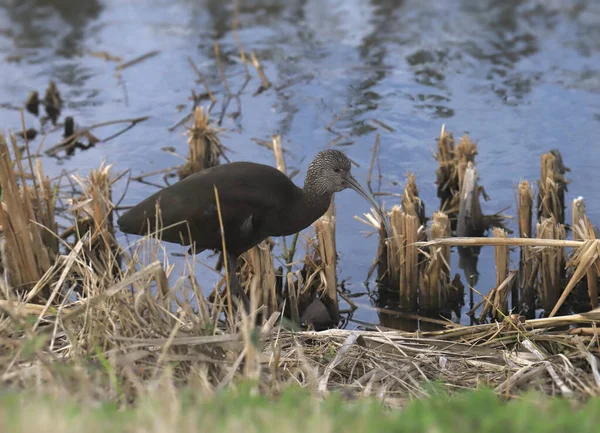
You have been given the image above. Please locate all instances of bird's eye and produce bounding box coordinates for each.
[334,168,341,173]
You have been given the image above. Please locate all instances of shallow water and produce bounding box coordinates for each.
[1,0,599,328]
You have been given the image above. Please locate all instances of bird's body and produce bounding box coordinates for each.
[118,149,387,315]
[117,161,332,257]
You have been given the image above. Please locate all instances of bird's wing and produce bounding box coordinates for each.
[118,162,296,252]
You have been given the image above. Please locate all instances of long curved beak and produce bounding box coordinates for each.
[345,173,390,237]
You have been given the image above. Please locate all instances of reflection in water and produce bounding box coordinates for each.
[2,0,101,56]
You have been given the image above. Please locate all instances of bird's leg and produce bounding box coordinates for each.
[226,252,251,315]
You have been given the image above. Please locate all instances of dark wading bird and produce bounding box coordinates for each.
[118,149,388,314]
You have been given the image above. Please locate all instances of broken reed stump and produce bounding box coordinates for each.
[178,106,225,179]
[537,150,569,224]
[491,227,511,319]
[420,212,451,312]
[69,162,121,288]
[456,161,486,238]
[0,132,58,300]
[402,173,426,226]
[536,217,566,314]
[313,198,339,321]
[240,238,277,316]
[434,124,455,213]
[571,197,598,310]
[434,125,478,218]
[387,206,420,311]
[518,180,536,317]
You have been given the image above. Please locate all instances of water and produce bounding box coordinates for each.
[1,0,599,327]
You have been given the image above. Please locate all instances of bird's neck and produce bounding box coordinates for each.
[301,176,334,223]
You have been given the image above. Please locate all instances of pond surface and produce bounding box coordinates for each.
[1,0,600,328]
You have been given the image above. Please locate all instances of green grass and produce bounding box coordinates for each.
[1,385,599,433]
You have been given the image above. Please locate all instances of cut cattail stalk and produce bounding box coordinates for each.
[571,197,598,309]
[178,106,225,179]
[388,206,419,311]
[402,173,426,226]
[434,124,456,213]
[492,227,510,317]
[287,271,300,325]
[420,212,451,312]
[518,180,535,316]
[456,162,485,238]
[314,197,338,320]
[536,218,566,313]
[538,150,569,224]
[240,239,277,316]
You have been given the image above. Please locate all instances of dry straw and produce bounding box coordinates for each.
[0,132,57,300]
[178,106,226,179]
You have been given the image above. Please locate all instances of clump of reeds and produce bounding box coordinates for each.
[387,206,420,310]
[178,106,226,179]
[434,125,479,217]
[0,132,58,300]
[68,162,121,287]
[537,150,569,224]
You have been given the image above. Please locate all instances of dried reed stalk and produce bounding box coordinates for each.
[536,218,566,313]
[401,173,425,226]
[0,133,57,299]
[434,125,479,220]
[571,197,598,309]
[492,227,510,317]
[434,124,456,212]
[455,135,478,188]
[456,161,485,237]
[271,135,286,173]
[313,198,338,320]
[70,162,120,287]
[420,212,451,312]
[241,239,277,316]
[178,106,225,179]
[387,206,419,311]
[538,151,569,224]
[518,180,535,316]
[250,52,272,93]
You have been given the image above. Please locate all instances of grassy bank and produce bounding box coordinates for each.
[1,385,599,433]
